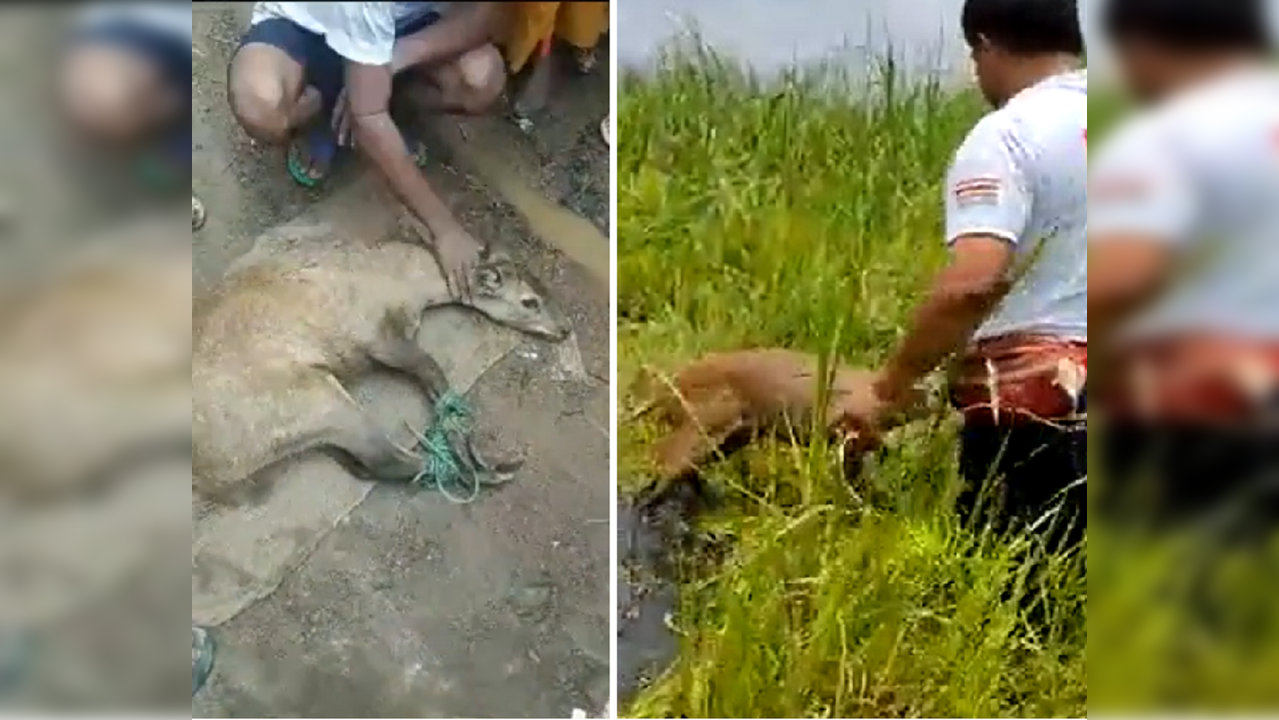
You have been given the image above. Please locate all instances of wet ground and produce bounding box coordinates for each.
[0,9,190,712]
[615,489,697,706]
[191,5,611,718]
[3,5,611,716]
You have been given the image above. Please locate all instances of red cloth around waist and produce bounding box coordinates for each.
[1104,335,1279,423]
[949,334,1088,425]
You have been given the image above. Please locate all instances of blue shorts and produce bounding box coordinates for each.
[68,19,193,109]
[236,12,441,119]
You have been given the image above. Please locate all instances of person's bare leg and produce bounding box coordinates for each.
[227,43,314,143]
[398,44,507,116]
[227,43,333,182]
[59,44,179,151]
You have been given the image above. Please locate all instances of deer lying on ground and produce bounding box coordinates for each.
[630,348,933,498]
[0,234,191,503]
[192,224,570,507]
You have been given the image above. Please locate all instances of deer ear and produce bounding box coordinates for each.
[475,265,503,291]
[484,245,515,263]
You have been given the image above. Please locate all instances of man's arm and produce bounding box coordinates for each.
[321,4,467,240]
[391,4,503,75]
[345,62,464,238]
[1087,122,1195,351]
[878,237,1015,396]
[876,117,1027,401]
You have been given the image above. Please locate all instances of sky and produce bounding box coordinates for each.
[616,0,1107,80]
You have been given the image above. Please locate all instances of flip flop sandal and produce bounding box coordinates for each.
[286,124,427,189]
[0,191,14,234]
[0,630,32,698]
[192,626,215,696]
[134,130,192,194]
[192,195,206,231]
[286,123,340,189]
[573,47,597,75]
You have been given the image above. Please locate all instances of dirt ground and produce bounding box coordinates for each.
[3,5,612,716]
[191,6,611,718]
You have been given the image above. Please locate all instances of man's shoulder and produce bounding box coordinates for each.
[1099,91,1230,167]
[958,109,1016,153]
[956,104,1049,167]
[1098,107,1169,152]
[1124,73,1279,146]
[1000,77,1085,135]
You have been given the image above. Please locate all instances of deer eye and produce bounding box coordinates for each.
[521,297,540,310]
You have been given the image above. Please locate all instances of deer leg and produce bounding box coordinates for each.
[194,371,421,507]
[653,395,747,480]
[367,335,451,404]
[367,334,527,483]
[318,375,424,483]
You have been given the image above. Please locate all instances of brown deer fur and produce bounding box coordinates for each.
[632,348,929,483]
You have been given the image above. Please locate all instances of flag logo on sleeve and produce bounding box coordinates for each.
[953,176,1002,206]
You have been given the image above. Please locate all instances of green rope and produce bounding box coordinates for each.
[411,392,484,504]
[134,152,173,192]
[192,626,215,697]
[133,132,189,195]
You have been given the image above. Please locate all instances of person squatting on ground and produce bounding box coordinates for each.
[1089,0,1279,541]
[227,1,506,297]
[839,0,1087,557]
[58,2,192,191]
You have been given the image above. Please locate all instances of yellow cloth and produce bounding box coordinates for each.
[501,2,609,74]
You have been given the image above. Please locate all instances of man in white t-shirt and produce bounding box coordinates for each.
[227,2,505,295]
[1090,0,1279,532]
[841,0,1087,553]
[58,3,193,189]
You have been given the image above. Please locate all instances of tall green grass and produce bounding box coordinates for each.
[1086,86,1279,714]
[619,56,1279,718]
[618,53,1085,718]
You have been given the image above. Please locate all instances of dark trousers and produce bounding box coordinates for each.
[955,415,1087,632]
[237,12,442,119]
[1097,421,1279,644]
[957,417,1088,554]
[1099,421,1279,540]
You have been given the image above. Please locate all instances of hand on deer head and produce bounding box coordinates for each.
[429,227,486,300]
[832,369,932,439]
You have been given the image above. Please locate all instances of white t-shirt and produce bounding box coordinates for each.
[250,2,446,65]
[1090,67,1279,341]
[945,69,1088,343]
[79,2,194,42]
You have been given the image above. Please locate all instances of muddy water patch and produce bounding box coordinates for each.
[436,123,610,287]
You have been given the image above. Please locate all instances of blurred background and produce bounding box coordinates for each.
[0,3,191,713]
